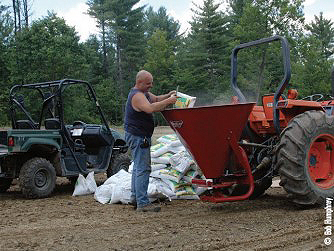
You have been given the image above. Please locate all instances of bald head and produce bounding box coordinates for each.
[135,70,153,92]
[136,70,153,84]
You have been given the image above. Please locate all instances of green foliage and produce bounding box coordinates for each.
[144,29,175,93]
[94,77,124,125]
[175,0,231,105]
[9,12,88,84]
[144,6,181,41]
[0,0,333,127]
[292,35,332,97]
[62,84,102,124]
[0,88,10,126]
[232,0,305,103]
[82,35,105,84]
[306,12,334,60]
[0,4,13,85]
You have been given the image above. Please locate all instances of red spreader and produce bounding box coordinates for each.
[161,102,256,202]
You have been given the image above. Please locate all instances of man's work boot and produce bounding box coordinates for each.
[128,198,137,210]
[136,203,161,212]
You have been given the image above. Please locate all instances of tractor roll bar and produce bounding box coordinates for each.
[231,35,291,134]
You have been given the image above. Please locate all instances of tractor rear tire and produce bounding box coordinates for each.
[276,110,334,206]
[19,157,56,199]
[107,153,131,177]
[0,178,13,193]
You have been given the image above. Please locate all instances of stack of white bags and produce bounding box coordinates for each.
[73,134,207,205]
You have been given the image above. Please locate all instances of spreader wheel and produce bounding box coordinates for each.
[277,110,334,206]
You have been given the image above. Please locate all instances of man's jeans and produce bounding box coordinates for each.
[125,132,151,207]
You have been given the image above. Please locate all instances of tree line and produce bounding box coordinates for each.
[0,0,333,126]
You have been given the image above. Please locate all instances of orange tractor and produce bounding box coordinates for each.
[162,36,334,206]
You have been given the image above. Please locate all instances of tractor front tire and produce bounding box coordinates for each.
[0,178,13,193]
[19,157,56,199]
[277,110,334,206]
[107,153,131,177]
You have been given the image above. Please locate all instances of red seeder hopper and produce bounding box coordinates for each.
[162,102,256,202]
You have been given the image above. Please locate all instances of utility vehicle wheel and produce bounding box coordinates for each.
[0,178,13,193]
[19,157,56,198]
[277,110,334,206]
[67,176,78,186]
[107,153,131,177]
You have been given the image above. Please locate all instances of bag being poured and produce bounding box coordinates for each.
[174,92,196,108]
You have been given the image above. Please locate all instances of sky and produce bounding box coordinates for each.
[1,0,334,42]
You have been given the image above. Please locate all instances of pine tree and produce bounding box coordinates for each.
[144,6,181,41]
[306,12,334,60]
[231,0,304,101]
[87,0,111,77]
[178,0,230,104]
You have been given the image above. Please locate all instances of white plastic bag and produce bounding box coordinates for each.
[157,134,182,147]
[150,168,182,183]
[72,172,97,196]
[94,183,114,204]
[151,152,174,164]
[172,185,199,200]
[182,169,199,183]
[170,151,194,174]
[110,184,132,204]
[151,163,168,172]
[104,169,131,185]
[150,143,169,157]
[128,162,134,173]
[148,178,174,200]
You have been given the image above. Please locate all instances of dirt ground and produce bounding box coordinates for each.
[0,127,332,251]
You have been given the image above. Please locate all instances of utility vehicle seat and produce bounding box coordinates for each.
[81,126,112,147]
[16,120,38,129]
[45,118,61,129]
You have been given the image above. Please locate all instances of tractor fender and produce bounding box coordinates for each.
[21,138,60,152]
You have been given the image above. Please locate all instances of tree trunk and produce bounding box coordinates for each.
[116,35,125,118]
[16,0,21,32]
[101,20,108,77]
[12,0,17,34]
[22,0,29,27]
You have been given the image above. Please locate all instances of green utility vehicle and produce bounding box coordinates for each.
[0,79,130,198]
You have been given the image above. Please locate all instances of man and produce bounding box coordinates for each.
[124,70,177,212]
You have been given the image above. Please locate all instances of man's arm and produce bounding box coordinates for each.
[149,90,176,102]
[132,92,177,114]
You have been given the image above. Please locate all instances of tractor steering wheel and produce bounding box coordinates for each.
[301,94,324,102]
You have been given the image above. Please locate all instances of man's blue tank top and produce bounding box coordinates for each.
[124,89,154,137]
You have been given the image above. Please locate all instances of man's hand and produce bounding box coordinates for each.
[166,93,178,105]
[168,90,176,97]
